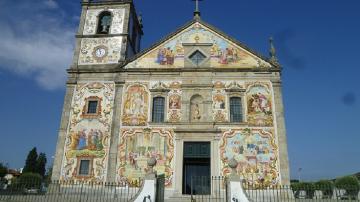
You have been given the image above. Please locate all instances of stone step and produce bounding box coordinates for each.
[166,195,192,202]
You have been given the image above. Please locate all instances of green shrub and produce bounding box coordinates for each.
[291,182,315,199]
[291,182,301,198]
[315,180,334,198]
[335,176,360,199]
[14,172,43,189]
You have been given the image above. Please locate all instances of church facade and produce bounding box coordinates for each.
[52,0,290,195]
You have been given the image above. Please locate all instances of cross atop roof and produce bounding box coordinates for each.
[192,0,203,18]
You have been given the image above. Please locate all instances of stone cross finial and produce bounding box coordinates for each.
[269,37,279,64]
[138,13,143,28]
[228,158,238,176]
[147,157,157,174]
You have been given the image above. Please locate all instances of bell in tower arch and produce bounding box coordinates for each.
[97,11,112,34]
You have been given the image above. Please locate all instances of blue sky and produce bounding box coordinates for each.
[0,0,359,181]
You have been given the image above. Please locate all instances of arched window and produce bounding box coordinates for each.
[230,97,243,122]
[152,97,165,123]
[97,11,112,34]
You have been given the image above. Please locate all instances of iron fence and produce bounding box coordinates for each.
[190,176,227,202]
[188,176,360,202]
[243,184,360,201]
[0,179,142,202]
[1,178,360,202]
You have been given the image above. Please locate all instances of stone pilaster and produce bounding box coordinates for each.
[52,84,76,181]
[71,4,88,68]
[106,82,124,182]
[173,136,183,195]
[272,80,290,185]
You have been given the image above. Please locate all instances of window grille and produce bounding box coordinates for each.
[189,50,206,66]
[87,101,98,114]
[79,160,90,176]
[152,97,165,123]
[230,97,243,122]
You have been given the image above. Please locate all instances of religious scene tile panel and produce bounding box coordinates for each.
[220,128,280,186]
[61,82,115,182]
[128,22,271,69]
[117,128,175,187]
[245,82,274,127]
[122,83,150,126]
[78,37,123,65]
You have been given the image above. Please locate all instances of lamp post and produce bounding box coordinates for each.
[298,168,302,182]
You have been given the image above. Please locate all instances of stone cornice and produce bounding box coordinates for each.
[76,33,128,38]
[67,66,281,74]
[81,0,133,6]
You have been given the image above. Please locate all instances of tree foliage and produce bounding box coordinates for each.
[22,148,47,177]
[315,180,334,198]
[335,176,360,199]
[0,163,8,178]
[291,182,316,199]
[23,147,38,174]
[44,166,53,184]
[36,153,47,177]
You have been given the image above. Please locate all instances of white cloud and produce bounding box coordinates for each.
[44,0,59,9]
[0,0,76,90]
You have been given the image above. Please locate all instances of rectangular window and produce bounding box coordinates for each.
[152,97,165,123]
[87,101,98,114]
[78,160,90,176]
[230,97,243,122]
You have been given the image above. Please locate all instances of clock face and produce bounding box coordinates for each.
[95,48,106,58]
[92,45,108,60]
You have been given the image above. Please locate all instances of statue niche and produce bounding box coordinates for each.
[190,95,204,122]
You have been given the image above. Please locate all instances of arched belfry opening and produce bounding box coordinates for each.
[97,11,112,34]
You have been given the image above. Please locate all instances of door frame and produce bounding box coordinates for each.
[173,134,220,196]
[182,141,211,195]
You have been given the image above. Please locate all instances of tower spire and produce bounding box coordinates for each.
[192,0,203,19]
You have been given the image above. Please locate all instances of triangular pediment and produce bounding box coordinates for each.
[125,20,275,69]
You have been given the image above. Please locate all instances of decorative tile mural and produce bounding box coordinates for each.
[128,22,271,69]
[245,82,274,127]
[212,81,228,122]
[220,128,280,186]
[150,81,182,122]
[167,82,182,122]
[78,37,123,65]
[61,82,115,182]
[122,83,150,126]
[117,128,175,187]
[83,8,125,35]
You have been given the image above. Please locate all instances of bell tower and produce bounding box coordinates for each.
[72,0,143,68]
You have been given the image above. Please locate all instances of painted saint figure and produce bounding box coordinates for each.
[192,104,201,120]
[156,47,175,65]
[77,130,87,150]
[214,95,225,109]
[169,95,181,109]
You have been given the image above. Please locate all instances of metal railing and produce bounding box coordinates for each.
[188,176,360,202]
[0,179,142,202]
[190,176,227,202]
[243,184,360,201]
